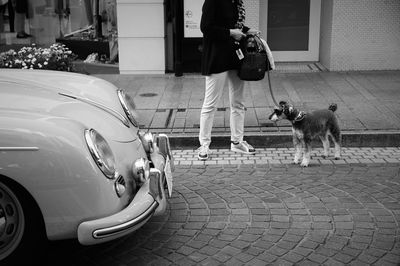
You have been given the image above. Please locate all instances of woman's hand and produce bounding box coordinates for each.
[230,29,246,41]
[246,28,261,36]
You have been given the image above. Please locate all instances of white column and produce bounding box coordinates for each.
[116,0,165,74]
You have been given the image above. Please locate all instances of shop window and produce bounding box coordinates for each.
[0,0,118,63]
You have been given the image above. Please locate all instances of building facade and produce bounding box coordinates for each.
[319,0,400,71]
[1,0,399,73]
[116,0,400,74]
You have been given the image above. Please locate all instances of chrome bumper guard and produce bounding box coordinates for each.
[143,133,174,198]
[78,175,161,245]
[92,201,159,239]
[155,134,174,197]
[147,134,173,214]
[77,134,173,245]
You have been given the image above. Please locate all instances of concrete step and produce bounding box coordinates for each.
[165,130,400,149]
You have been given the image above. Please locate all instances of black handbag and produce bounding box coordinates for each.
[238,34,271,81]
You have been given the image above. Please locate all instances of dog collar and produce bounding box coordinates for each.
[293,111,305,123]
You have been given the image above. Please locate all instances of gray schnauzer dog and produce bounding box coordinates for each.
[269,101,341,167]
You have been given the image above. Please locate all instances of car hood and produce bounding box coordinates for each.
[0,69,137,142]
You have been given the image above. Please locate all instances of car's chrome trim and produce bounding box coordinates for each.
[0,147,39,151]
[114,175,126,197]
[84,129,117,179]
[58,92,130,127]
[117,89,139,127]
[92,201,159,239]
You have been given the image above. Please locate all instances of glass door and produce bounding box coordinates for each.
[265,0,321,62]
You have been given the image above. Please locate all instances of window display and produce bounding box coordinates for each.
[0,0,118,64]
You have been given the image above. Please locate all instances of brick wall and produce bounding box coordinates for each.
[243,0,260,31]
[320,0,400,71]
[320,0,334,69]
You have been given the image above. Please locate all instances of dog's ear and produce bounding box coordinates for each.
[279,101,287,107]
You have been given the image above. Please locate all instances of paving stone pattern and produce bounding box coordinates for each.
[173,147,400,166]
[43,161,400,265]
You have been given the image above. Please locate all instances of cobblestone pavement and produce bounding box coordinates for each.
[173,147,400,166]
[42,148,400,266]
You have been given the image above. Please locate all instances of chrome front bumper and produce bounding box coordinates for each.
[77,134,173,245]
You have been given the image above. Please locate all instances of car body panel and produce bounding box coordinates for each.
[0,69,172,246]
[0,112,132,239]
[0,74,136,142]
[0,69,122,111]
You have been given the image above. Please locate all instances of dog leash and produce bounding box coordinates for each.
[266,70,279,107]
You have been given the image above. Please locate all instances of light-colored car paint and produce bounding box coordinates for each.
[0,69,171,244]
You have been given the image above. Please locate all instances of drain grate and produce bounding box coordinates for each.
[139,93,158,97]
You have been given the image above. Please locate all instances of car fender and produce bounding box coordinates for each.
[0,112,127,240]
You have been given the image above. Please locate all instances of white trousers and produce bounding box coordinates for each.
[199,70,246,146]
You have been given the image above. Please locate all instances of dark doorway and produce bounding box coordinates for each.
[167,0,203,76]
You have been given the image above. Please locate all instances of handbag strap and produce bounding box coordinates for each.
[243,34,265,53]
[254,34,267,52]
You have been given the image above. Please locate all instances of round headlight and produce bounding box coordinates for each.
[118,89,139,127]
[85,129,117,179]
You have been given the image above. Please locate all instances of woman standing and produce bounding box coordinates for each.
[197,0,259,160]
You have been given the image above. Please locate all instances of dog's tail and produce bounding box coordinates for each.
[328,103,337,112]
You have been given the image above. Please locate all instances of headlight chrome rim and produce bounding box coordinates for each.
[85,129,117,179]
[118,89,139,127]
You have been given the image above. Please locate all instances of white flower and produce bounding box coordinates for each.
[44,61,48,65]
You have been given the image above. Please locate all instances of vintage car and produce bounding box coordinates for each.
[0,69,173,264]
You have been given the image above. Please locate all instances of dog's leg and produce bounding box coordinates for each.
[329,121,341,159]
[328,130,341,159]
[319,133,330,159]
[332,134,341,159]
[301,140,311,167]
[293,136,302,164]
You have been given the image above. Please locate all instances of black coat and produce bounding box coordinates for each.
[200,0,249,75]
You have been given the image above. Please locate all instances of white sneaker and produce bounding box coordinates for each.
[197,144,210,160]
[231,141,256,155]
